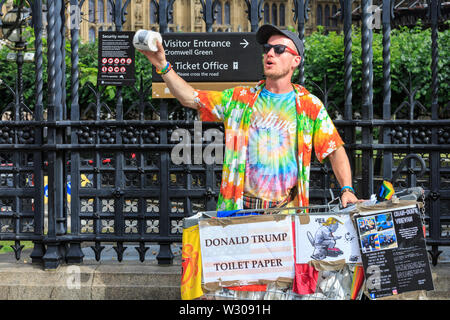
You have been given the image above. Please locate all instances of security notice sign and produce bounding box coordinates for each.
[152,33,264,98]
[98,31,135,86]
[199,215,294,286]
[355,204,434,299]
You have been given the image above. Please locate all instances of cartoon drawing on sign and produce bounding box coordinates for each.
[295,215,361,263]
[307,217,344,260]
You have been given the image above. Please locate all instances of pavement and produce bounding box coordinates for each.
[0,243,448,300]
[0,243,183,300]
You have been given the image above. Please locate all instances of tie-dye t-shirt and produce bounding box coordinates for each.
[244,88,298,201]
[194,80,344,211]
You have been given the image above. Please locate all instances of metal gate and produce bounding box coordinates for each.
[0,0,447,269]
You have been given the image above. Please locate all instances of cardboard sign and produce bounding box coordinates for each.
[294,214,362,264]
[98,31,135,86]
[354,203,434,299]
[199,215,294,286]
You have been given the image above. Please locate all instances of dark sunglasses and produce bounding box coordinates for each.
[263,44,299,56]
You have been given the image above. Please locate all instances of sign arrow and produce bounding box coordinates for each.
[240,39,249,48]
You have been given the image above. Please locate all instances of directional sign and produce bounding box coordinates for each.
[151,33,263,97]
[240,38,249,48]
[98,31,135,86]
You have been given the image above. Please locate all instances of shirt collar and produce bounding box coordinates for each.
[254,80,309,96]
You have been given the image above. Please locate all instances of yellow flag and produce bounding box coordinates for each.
[181,224,203,300]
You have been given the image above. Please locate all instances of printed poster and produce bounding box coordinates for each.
[199,215,295,285]
[98,31,135,86]
[355,204,434,299]
[294,214,362,264]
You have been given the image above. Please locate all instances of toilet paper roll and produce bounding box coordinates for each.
[133,30,162,52]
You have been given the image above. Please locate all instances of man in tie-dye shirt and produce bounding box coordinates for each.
[139,25,358,211]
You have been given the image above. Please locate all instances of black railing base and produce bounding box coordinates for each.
[30,242,46,264]
[42,243,64,270]
[156,243,174,265]
[65,242,85,264]
[428,245,443,266]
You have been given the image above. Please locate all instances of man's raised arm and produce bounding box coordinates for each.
[138,41,198,109]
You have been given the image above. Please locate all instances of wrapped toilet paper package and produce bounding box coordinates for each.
[133,30,162,52]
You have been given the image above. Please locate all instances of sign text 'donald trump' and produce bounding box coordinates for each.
[199,215,294,285]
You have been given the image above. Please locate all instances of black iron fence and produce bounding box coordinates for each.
[0,0,448,269]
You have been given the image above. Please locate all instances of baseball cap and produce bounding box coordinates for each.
[256,24,304,57]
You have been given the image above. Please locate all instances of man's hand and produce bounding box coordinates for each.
[137,41,167,70]
[340,189,359,208]
[136,41,197,109]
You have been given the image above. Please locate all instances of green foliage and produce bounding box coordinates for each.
[0,25,447,119]
[389,23,436,109]
[0,34,153,114]
[73,40,153,109]
[296,25,449,118]
[0,241,33,254]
